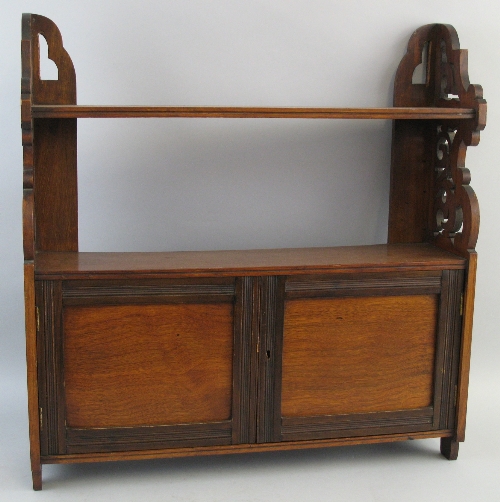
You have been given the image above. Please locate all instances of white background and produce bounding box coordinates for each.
[1,1,499,500]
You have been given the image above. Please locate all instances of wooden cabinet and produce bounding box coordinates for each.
[21,15,486,490]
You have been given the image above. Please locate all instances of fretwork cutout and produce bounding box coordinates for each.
[412,41,429,85]
[39,34,58,80]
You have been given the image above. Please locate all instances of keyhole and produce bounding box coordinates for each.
[39,34,59,80]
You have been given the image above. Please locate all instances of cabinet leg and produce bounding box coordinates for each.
[32,467,42,491]
[440,437,459,460]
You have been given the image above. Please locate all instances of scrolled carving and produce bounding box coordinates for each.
[433,123,479,254]
[392,23,485,254]
[395,24,487,133]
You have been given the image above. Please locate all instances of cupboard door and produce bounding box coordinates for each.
[36,277,256,455]
[259,270,464,443]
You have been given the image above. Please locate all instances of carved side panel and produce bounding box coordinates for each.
[389,24,486,254]
[432,123,479,254]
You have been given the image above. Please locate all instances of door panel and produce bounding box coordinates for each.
[64,303,234,428]
[36,277,255,455]
[281,295,438,417]
[261,270,464,442]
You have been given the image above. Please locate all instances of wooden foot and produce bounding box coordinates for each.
[440,437,459,460]
[32,468,42,491]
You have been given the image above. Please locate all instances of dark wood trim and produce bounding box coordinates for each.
[41,429,454,465]
[436,270,464,430]
[256,276,283,443]
[440,436,459,460]
[285,271,442,298]
[281,408,434,441]
[36,280,66,456]
[66,422,232,454]
[232,277,258,444]
[61,278,235,305]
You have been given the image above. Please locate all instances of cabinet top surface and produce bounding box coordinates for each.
[34,244,466,279]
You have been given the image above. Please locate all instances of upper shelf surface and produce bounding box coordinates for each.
[30,105,476,119]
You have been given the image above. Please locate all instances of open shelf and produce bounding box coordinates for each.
[30,105,476,120]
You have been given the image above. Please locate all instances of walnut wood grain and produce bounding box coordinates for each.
[30,105,475,119]
[34,244,465,279]
[281,295,438,417]
[63,302,234,428]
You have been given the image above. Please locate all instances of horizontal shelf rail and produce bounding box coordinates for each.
[30,105,476,120]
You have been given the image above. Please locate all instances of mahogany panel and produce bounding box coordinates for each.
[63,303,234,428]
[281,295,438,417]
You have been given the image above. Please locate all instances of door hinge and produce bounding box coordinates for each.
[39,407,43,430]
[36,307,40,331]
[459,293,464,316]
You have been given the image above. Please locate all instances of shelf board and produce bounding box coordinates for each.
[34,243,466,279]
[30,105,476,120]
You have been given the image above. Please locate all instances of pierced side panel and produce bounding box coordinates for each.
[21,14,78,254]
[432,123,479,254]
[389,24,485,253]
[24,14,76,105]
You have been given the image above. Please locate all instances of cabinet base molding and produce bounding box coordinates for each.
[42,430,453,465]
